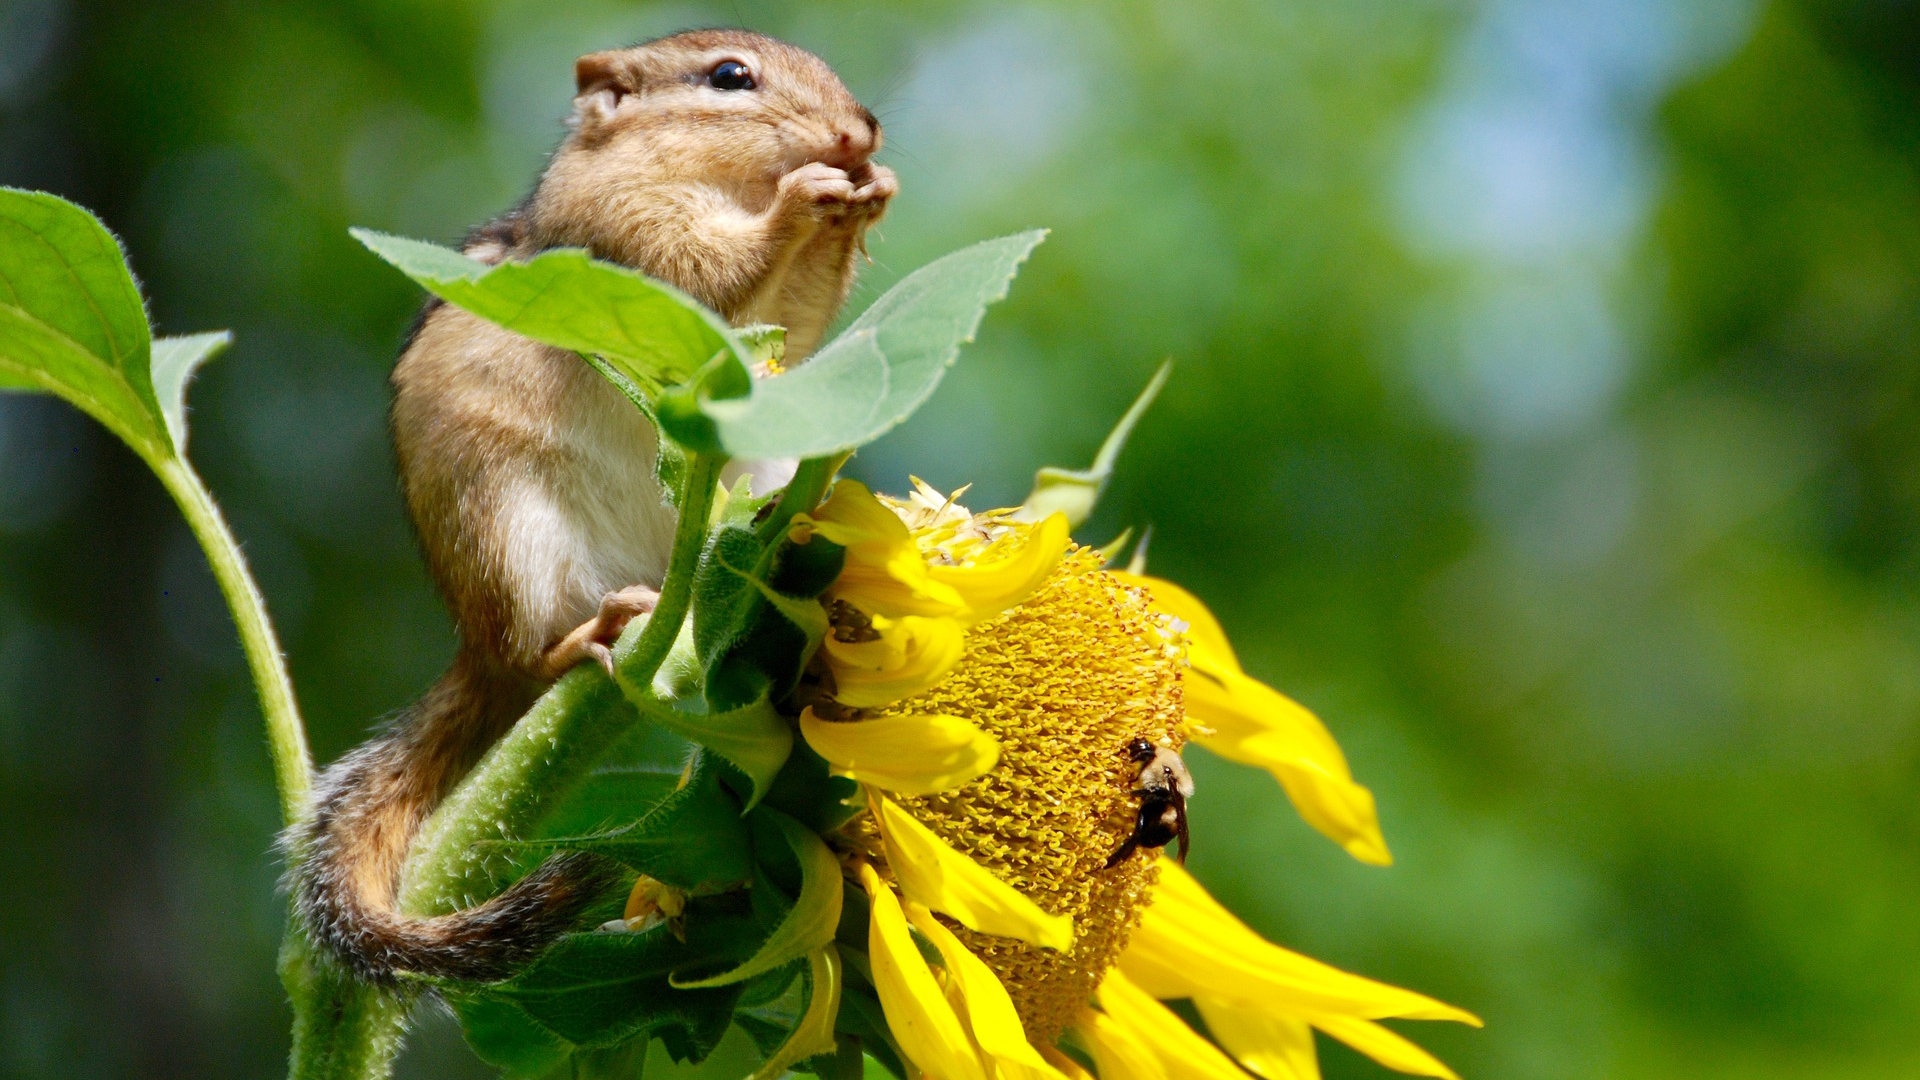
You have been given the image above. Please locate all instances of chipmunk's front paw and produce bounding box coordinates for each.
[777,161,858,219]
[848,164,897,215]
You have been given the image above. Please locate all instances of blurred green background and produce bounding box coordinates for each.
[4,0,1918,1077]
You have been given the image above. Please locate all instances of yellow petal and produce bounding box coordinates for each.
[874,795,1074,951]
[1076,1008,1169,1080]
[834,554,971,620]
[856,862,990,1080]
[1192,997,1319,1080]
[801,480,914,550]
[1112,570,1389,866]
[800,709,999,795]
[1312,1015,1460,1080]
[803,480,971,618]
[1095,969,1254,1080]
[1120,863,1479,1025]
[823,615,967,708]
[1185,669,1392,866]
[907,903,1063,1077]
[1110,571,1241,672]
[926,511,1071,623]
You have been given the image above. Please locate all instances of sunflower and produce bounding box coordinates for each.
[777,479,1478,1080]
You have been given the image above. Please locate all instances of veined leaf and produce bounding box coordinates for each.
[535,768,684,842]
[658,231,1047,458]
[0,188,172,456]
[350,229,748,391]
[447,993,572,1080]
[484,914,751,1051]
[511,753,750,891]
[672,810,843,988]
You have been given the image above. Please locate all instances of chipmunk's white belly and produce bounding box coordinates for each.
[540,364,792,628]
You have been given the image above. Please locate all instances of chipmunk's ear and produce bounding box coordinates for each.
[572,51,636,131]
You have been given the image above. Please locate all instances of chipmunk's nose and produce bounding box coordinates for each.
[821,116,879,170]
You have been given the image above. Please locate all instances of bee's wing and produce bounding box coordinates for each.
[1171,787,1190,864]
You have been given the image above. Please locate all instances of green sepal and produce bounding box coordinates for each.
[759,743,863,838]
[350,229,748,393]
[735,1013,794,1059]
[632,688,792,810]
[736,957,804,1010]
[832,880,873,956]
[1094,526,1135,564]
[1019,359,1170,528]
[692,527,768,687]
[689,521,840,726]
[737,324,787,369]
[751,947,842,1080]
[503,751,751,892]
[657,231,1047,459]
[671,810,843,988]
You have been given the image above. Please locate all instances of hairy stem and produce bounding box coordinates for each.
[281,938,408,1080]
[150,454,311,822]
[397,452,727,912]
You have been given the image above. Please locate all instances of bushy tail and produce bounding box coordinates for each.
[289,653,613,984]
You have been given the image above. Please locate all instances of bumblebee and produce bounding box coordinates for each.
[1104,738,1194,868]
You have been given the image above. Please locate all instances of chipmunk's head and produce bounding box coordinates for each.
[562,29,882,189]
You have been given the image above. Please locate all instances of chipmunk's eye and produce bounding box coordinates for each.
[707,60,756,91]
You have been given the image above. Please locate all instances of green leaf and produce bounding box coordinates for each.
[151,331,231,453]
[447,993,573,1079]
[1019,359,1170,528]
[574,1041,649,1080]
[350,229,748,390]
[512,753,751,891]
[535,768,684,842]
[0,188,168,455]
[672,811,843,988]
[658,231,1047,458]
[484,914,750,1051]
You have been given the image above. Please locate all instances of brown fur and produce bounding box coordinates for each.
[291,29,892,984]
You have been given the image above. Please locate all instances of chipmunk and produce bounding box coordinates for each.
[291,29,895,984]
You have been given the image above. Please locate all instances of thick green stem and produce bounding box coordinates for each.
[398,452,727,912]
[280,938,408,1080]
[149,454,311,822]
